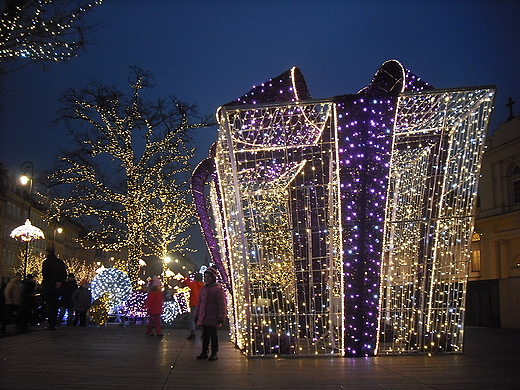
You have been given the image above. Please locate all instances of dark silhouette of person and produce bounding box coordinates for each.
[58,273,78,326]
[1,273,22,333]
[18,274,37,333]
[41,242,67,330]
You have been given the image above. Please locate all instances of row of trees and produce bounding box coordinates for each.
[17,249,98,284]
[2,1,213,287]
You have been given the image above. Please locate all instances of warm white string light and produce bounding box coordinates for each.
[204,63,495,357]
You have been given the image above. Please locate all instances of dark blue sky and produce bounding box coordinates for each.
[1,0,519,260]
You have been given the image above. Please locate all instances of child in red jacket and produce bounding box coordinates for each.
[195,267,226,361]
[145,276,163,337]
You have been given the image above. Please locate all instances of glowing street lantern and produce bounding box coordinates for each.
[10,219,45,242]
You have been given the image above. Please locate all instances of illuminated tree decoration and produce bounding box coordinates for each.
[64,257,98,283]
[91,268,132,314]
[192,60,495,357]
[0,0,103,67]
[15,249,45,282]
[45,67,209,289]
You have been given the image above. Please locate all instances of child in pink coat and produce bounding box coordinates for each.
[195,267,226,361]
[145,276,163,337]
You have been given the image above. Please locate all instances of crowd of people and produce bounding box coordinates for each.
[0,242,92,334]
[2,242,228,361]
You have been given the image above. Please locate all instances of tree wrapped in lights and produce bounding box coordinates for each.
[16,251,98,283]
[0,0,103,70]
[144,186,195,262]
[63,257,98,283]
[46,67,211,288]
[15,249,45,282]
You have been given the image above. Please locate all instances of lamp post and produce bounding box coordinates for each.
[19,161,37,278]
[21,161,34,278]
[20,161,34,220]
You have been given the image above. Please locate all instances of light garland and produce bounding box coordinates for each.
[118,291,148,318]
[192,61,495,357]
[0,0,103,63]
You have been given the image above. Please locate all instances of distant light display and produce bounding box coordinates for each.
[118,291,148,318]
[192,60,495,357]
[117,289,189,324]
[91,268,132,314]
[161,301,179,324]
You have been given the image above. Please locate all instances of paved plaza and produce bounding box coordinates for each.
[1,323,520,389]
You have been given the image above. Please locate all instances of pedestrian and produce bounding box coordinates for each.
[58,273,78,326]
[41,241,67,330]
[195,267,226,361]
[1,272,22,333]
[145,276,163,337]
[71,279,92,327]
[182,272,204,339]
[18,274,37,333]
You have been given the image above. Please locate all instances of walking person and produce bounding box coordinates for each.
[71,279,92,327]
[58,273,78,326]
[145,276,163,337]
[182,272,204,339]
[195,267,226,361]
[1,273,22,333]
[41,242,67,330]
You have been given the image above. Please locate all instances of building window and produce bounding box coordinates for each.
[514,179,520,204]
[512,165,520,204]
[471,232,481,272]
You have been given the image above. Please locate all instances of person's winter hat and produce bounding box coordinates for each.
[45,241,55,252]
[204,267,219,280]
[151,276,162,286]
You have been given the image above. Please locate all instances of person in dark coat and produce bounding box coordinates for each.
[18,274,37,333]
[41,242,67,330]
[71,279,92,327]
[58,273,78,326]
[1,273,22,333]
[195,267,226,361]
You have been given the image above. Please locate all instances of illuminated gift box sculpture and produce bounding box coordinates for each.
[191,60,495,356]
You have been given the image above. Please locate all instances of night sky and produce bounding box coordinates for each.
[1,0,519,261]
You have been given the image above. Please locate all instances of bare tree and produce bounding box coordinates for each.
[0,0,103,71]
[46,67,213,288]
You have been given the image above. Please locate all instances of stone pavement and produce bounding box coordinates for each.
[1,323,519,389]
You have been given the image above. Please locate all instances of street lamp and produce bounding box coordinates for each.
[53,226,63,241]
[10,161,45,278]
[162,256,177,285]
